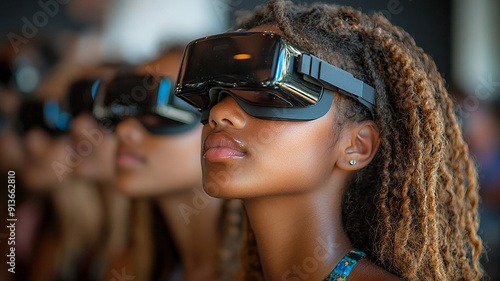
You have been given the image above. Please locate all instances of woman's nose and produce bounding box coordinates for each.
[208,95,247,130]
[70,113,98,141]
[115,117,144,144]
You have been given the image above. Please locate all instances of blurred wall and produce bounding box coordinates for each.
[100,0,229,63]
[453,0,500,97]
[2,0,452,80]
[227,0,452,83]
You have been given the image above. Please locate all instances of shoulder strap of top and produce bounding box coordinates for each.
[324,248,366,281]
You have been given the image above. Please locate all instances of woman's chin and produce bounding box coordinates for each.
[202,181,264,200]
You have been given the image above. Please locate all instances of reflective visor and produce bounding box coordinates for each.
[93,74,200,134]
[176,32,323,110]
[17,100,72,137]
[176,31,376,123]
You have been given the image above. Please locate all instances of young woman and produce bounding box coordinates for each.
[95,48,242,281]
[13,97,102,281]
[175,1,483,280]
[68,69,132,280]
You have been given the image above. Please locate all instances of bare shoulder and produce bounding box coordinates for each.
[348,258,403,281]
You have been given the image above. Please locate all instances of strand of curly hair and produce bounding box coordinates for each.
[234,1,483,280]
[218,199,245,281]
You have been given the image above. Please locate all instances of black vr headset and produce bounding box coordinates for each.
[93,74,201,135]
[17,99,72,137]
[176,31,376,124]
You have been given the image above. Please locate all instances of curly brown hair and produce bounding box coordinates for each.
[233,1,483,280]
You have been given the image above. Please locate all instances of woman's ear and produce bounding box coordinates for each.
[337,120,380,171]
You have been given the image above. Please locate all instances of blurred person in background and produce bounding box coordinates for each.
[0,39,25,281]
[467,97,500,204]
[3,63,104,281]
[0,37,64,281]
[66,65,132,280]
[0,45,23,174]
[1,0,229,279]
[467,95,500,281]
[68,68,117,190]
[95,46,242,281]
[0,88,24,173]
[0,36,61,175]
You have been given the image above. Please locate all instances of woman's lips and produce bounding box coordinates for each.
[116,148,145,168]
[203,132,246,162]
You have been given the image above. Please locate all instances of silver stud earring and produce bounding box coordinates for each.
[349,159,356,165]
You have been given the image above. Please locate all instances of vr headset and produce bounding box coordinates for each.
[68,77,101,117]
[16,78,98,137]
[93,74,200,135]
[175,31,376,124]
[17,99,72,137]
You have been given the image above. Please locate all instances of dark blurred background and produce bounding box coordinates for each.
[1,0,454,79]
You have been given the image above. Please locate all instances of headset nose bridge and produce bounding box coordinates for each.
[216,89,232,103]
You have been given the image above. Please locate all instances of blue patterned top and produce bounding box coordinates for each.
[324,248,366,281]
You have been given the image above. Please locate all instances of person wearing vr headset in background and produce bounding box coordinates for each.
[66,65,133,281]
[6,64,104,281]
[0,38,61,250]
[175,0,483,280]
[93,46,242,281]
[0,44,27,280]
